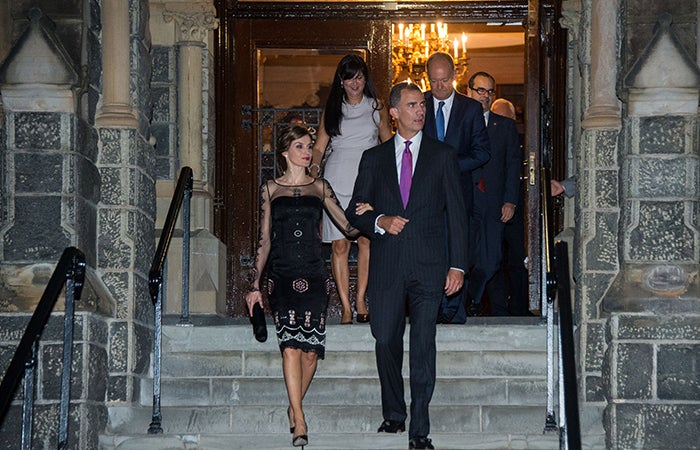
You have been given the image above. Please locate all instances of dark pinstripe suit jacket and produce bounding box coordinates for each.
[345,134,468,292]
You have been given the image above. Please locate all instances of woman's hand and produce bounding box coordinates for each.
[245,290,263,316]
[355,202,374,215]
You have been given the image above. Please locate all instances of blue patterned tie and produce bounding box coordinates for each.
[436,101,445,141]
[399,140,412,208]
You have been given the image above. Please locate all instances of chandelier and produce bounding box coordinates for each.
[392,22,469,90]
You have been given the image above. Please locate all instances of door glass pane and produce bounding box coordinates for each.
[258,48,366,108]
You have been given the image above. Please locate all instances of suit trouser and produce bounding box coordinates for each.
[467,197,506,310]
[369,273,442,438]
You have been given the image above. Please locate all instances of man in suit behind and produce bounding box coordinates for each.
[423,52,490,324]
[465,73,522,316]
[345,82,468,450]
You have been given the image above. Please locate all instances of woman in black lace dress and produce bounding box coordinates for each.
[245,125,370,448]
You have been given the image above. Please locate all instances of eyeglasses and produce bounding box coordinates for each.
[471,87,496,96]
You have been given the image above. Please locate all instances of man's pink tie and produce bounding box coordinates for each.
[399,140,412,208]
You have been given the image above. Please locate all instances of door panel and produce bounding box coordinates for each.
[215,1,564,317]
[224,17,391,315]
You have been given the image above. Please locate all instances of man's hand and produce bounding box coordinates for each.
[551,179,564,196]
[501,202,516,222]
[444,269,464,296]
[377,215,409,235]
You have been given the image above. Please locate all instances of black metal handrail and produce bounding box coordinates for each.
[555,240,581,450]
[0,246,86,449]
[540,166,581,449]
[147,166,193,434]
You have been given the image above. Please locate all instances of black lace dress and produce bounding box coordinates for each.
[251,178,359,359]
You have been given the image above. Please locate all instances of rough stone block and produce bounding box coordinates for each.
[151,87,172,123]
[108,320,128,373]
[101,272,130,319]
[594,130,619,167]
[151,46,175,83]
[585,375,605,402]
[41,342,84,400]
[98,128,123,165]
[613,343,653,399]
[98,167,122,205]
[133,321,152,375]
[4,196,68,261]
[14,152,62,192]
[616,315,700,340]
[658,344,700,400]
[594,169,618,208]
[585,321,605,371]
[639,116,685,154]
[628,201,695,261]
[107,374,128,402]
[98,209,132,270]
[86,343,108,401]
[636,158,688,198]
[611,403,700,450]
[584,211,619,270]
[14,112,61,149]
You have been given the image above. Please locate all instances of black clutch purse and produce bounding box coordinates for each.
[250,303,268,342]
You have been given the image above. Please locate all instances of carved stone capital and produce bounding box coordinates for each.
[559,0,582,39]
[163,2,219,43]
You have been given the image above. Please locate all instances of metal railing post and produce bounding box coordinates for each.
[179,177,193,326]
[148,167,193,432]
[57,254,85,449]
[148,280,163,434]
[20,342,37,450]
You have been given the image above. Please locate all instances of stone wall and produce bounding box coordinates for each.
[0,312,111,449]
[602,314,700,449]
[96,0,156,404]
[565,0,700,447]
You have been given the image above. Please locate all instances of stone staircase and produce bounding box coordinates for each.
[99,317,560,450]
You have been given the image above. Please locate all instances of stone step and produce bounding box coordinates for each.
[161,318,549,354]
[107,404,555,436]
[104,319,561,449]
[158,349,550,379]
[139,376,549,408]
[99,431,561,450]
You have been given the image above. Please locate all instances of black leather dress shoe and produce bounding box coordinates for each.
[409,436,434,449]
[466,301,482,317]
[377,419,406,433]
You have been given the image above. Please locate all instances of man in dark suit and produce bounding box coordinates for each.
[345,82,468,450]
[465,73,522,316]
[423,52,490,323]
[485,98,529,316]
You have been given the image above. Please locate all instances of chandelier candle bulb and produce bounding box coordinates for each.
[462,33,467,54]
[453,38,459,58]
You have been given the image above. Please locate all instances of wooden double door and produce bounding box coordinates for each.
[213,1,566,316]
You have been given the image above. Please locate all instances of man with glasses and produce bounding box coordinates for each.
[423,52,490,324]
[465,72,522,316]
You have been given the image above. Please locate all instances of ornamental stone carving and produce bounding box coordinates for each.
[163,2,219,43]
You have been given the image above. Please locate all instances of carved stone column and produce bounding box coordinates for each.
[163,2,218,185]
[156,2,224,315]
[94,0,138,127]
[582,0,622,128]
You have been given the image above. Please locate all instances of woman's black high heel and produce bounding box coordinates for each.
[287,406,295,434]
[292,434,308,448]
[292,421,308,448]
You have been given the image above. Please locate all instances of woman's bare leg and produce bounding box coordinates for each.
[355,236,370,316]
[283,348,317,439]
[331,238,352,323]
